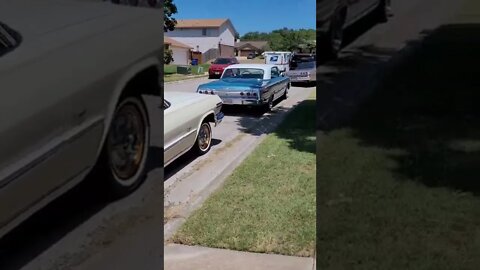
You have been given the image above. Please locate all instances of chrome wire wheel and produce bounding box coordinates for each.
[107,102,146,184]
[267,96,274,111]
[197,122,212,152]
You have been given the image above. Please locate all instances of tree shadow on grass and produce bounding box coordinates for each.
[341,23,480,194]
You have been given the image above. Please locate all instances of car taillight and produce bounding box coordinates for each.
[240,92,244,96]
[210,90,215,95]
[253,92,258,96]
[198,90,203,94]
[246,92,251,96]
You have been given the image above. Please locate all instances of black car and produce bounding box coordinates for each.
[247,53,255,59]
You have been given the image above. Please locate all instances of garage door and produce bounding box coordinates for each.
[172,47,189,65]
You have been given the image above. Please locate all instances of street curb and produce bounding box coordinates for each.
[164,133,266,240]
[164,75,208,85]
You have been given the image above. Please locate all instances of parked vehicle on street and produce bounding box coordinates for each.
[247,53,255,59]
[197,64,290,111]
[264,51,292,72]
[317,0,392,59]
[290,53,316,70]
[163,92,223,167]
[286,60,317,84]
[208,57,239,79]
[0,0,162,239]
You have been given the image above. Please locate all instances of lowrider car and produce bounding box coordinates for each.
[163,92,223,167]
[197,64,290,111]
[0,0,161,239]
[286,60,317,84]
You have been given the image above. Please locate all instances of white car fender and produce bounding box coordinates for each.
[96,56,161,159]
[194,109,217,138]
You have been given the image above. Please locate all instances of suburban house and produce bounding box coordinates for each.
[235,41,269,57]
[165,18,237,63]
[164,36,192,65]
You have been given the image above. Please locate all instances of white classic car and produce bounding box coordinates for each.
[0,1,161,238]
[163,92,224,167]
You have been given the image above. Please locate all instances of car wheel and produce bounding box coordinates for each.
[102,96,150,198]
[194,121,212,155]
[319,8,345,60]
[282,86,288,100]
[265,96,274,112]
[375,0,390,23]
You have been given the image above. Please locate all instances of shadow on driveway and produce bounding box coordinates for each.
[0,145,161,270]
[318,22,480,194]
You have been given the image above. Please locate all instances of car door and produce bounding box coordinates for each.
[0,21,78,228]
[270,67,283,100]
[163,99,198,165]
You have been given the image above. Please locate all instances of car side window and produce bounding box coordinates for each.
[0,21,22,57]
[271,67,279,78]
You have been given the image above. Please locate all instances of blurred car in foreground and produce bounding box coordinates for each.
[317,0,392,59]
[208,57,239,79]
[197,64,290,111]
[163,92,223,167]
[0,0,161,239]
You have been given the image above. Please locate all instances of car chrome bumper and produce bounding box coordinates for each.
[289,76,311,82]
[220,98,262,106]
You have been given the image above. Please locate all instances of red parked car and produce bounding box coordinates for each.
[208,57,239,79]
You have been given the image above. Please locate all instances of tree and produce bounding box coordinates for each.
[164,48,174,64]
[242,28,315,51]
[164,0,177,32]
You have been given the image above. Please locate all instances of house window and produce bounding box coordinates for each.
[202,28,207,36]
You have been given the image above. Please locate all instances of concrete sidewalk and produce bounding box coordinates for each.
[164,244,315,270]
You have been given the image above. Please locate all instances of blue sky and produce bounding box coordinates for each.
[171,0,316,36]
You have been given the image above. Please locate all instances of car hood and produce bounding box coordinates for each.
[165,91,221,108]
[210,64,230,69]
[198,78,269,90]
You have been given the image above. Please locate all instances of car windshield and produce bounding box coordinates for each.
[213,58,232,64]
[291,61,315,70]
[222,68,264,79]
[292,55,315,62]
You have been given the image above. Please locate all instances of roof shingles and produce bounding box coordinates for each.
[175,19,228,28]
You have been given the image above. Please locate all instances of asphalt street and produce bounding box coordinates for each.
[0,0,469,269]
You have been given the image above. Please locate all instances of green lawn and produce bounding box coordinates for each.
[318,2,480,269]
[163,63,211,82]
[171,91,316,257]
